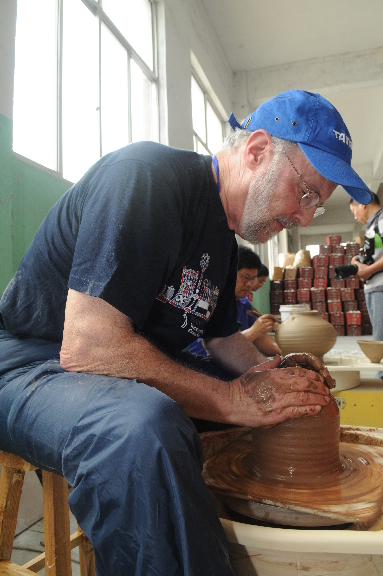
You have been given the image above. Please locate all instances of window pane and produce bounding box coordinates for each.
[197,140,209,155]
[131,59,156,143]
[206,102,223,154]
[191,76,206,142]
[102,0,153,69]
[13,0,57,170]
[62,0,99,182]
[101,24,129,156]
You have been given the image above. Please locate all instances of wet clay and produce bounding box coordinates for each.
[202,397,383,528]
[250,394,342,485]
[203,436,383,528]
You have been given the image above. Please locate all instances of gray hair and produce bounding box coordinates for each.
[222,127,297,155]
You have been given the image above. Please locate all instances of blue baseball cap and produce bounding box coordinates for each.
[228,90,373,204]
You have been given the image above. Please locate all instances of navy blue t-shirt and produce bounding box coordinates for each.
[0,142,239,356]
[189,298,255,357]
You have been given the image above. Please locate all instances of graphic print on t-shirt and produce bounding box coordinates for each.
[156,254,219,337]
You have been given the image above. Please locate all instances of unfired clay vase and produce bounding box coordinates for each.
[251,394,341,485]
[275,310,337,360]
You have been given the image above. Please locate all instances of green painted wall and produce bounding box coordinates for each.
[0,112,71,293]
[252,277,271,315]
[0,114,14,293]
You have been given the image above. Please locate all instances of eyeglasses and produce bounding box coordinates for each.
[240,274,258,284]
[282,150,325,218]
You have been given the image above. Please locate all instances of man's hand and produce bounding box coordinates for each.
[227,356,331,428]
[247,314,275,339]
[352,254,383,282]
[61,291,332,428]
[280,352,336,389]
[351,258,373,281]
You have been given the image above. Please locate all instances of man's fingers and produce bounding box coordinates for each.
[279,356,299,368]
[286,389,331,407]
[281,404,323,421]
[280,352,336,389]
[278,367,329,394]
[263,404,323,427]
[281,352,322,371]
[242,368,331,408]
[235,366,332,428]
[259,387,330,414]
[249,356,281,372]
[318,367,336,389]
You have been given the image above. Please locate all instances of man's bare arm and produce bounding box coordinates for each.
[236,314,283,356]
[60,289,331,427]
[60,289,235,423]
[203,331,269,374]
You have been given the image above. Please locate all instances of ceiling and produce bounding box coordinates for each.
[199,0,383,214]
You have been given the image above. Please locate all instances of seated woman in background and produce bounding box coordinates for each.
[189,247,282,358]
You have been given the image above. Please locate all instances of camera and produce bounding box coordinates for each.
[334,253,374,280]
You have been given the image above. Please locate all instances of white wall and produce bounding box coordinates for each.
[158,0,234,149]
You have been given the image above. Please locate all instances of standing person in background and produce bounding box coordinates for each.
[350,193,383,378]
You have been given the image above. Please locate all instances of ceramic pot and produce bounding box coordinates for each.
[275,310,337,360]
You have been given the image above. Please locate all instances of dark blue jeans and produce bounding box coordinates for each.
[0,330,235,576]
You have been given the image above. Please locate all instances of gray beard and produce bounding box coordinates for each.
[240,156,298,244]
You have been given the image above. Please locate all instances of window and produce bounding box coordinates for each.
[13,0,158,183]
[306,245,320,258]
[191,75,223,155]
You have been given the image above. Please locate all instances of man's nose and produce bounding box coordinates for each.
[293,207,316,228]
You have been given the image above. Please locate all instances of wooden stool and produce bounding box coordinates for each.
[0,451,95,576]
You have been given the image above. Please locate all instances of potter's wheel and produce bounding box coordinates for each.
[202,434,383,529]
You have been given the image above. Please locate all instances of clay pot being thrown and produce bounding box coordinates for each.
[275,310,337,361]
[251,394,342,486]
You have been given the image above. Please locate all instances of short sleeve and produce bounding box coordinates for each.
[68,155,185,328]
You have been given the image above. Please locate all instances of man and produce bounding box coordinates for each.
[0,90,372,575]
[234,249,280,355]
[252,263,269,292]
[189,246,282,357]
[350,193,383,378]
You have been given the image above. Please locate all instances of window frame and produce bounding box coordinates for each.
[191,72,224,156]
[13,0,159,181]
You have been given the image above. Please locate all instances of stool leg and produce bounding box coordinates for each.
[42,471,72,576]
[0,467,25,561]
[78,528,96,576]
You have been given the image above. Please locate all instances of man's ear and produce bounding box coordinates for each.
[243,130,273,170]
